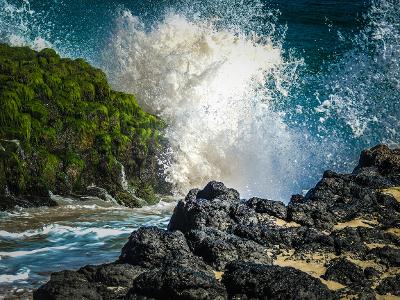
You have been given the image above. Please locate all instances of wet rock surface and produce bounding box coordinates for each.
[35,145,400,299]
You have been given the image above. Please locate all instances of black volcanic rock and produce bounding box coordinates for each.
[222,261,337,300]
[367,246,400,267]
[246,197,287,219]
[33,271,102,300]
[323,258,368,287]
[126,266,227,300]
[79,263,146,287]
[118,226,211,272]
[196,181,240,201]
[34,145,400,300]
[186,227,272,270]
[168,181,242,233]
[355,144,400,182]
[376,274,400,296]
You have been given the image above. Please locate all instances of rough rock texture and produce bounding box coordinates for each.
[322,258,368,287]
[223,262,337,300]
[35,145,400,299]
[376,274,400,296]
[0,43,167,210]
[126,267,227,300]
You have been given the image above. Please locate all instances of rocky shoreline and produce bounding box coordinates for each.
[34,144,400,299]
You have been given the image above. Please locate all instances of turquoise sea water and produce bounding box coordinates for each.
[0,0,399,296]
[1,0,399,199]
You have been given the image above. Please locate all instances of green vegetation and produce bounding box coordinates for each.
[0,44,165,208]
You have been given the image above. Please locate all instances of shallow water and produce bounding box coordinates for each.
[0,196,175,298]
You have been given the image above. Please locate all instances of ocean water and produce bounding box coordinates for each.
[0,0,399,295]
[0,196,174,298]
[1,0,399,200]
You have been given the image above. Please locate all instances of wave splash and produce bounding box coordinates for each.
[0,0,399,200]
[104,10,304,199]
[316,0,400,143]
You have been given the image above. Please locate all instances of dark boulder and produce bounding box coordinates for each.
[33,270,101,300]
[125,266,227,300]
[332,228,369,258]
[288,146,400,230]
[118,227,211,272]
[222,261,337,300]
[231,223,294,247]
[196,181,240,202]
[186,227,271,270]
[322,258,368,287]
[80,263,147,287]
[168,181,241,233]
[246,197,287,219]
[367,246,400,267]
[354,144,400,183]
[376,274,400,296]
[363,267,381,280]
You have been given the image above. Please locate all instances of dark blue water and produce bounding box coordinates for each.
[0,0,368,66]
[0,0,399,295]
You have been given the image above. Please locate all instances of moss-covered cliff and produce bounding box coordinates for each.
[0,43,166,210]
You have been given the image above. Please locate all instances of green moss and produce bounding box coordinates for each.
[0,43,165,207]
[115,190,146,208]
[41,153,60,188]
[135,181,159,205]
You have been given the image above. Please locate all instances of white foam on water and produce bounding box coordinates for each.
[135,200,177,215]
[0,268,30,284]
[1,0,398,202]
[0,245,73,259]
[0,223,131,240]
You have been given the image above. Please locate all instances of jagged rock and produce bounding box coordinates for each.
[286,145,400,231]
[125,266,227,300]
[168,181,241,233]
[231,223,295,247]
[322,258,368,287]
[232,223,334,252]
[196,181,240,202]
[355,144,400,184]
[79,263,147,287]
[356,227,400,246]
[35,145,400,300]
[33,270,101,300]
[186,227,272,270]
[376,274,400,296]
[363,267,380,280]
[118,226,211,272]
[222,261,337,299]
[367,246,400,267]
[332,228,369,258]
[246,197,287,219]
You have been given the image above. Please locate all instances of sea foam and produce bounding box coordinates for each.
[104,11,303,200]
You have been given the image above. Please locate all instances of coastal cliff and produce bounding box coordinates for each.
[0,44,166,210]
[34,145,400,299]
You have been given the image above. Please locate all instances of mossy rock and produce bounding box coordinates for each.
[115,191,147,208]
[135,181,159,205]
[0,43,167,210]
